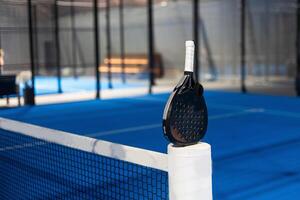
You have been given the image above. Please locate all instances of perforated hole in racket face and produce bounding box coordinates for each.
[167,89,207,145]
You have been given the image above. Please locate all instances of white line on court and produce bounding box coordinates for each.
[263,110,300,119]
[209,108,265,120]
[209,103,253,111]
[89,108,263,137]
[87,124,162,137]
[0,109,265,152]
[198,103,300,119]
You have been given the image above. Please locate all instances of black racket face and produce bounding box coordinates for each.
[163,85,208,146]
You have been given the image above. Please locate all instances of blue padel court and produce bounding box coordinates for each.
[2,0,300,199]
[20,76,145,95]
[1,90,299,200]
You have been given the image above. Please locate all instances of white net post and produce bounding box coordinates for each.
[168,142,213,200]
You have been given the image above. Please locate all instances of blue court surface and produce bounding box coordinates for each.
[0,90,299,199]
[20,76,145,95]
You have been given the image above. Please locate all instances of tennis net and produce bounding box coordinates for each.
[0,118,168,200]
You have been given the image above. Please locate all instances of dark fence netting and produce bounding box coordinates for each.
[199,0,297,95]
[1,0,97,94]
[0,0,30,74]
[0,0,299,96]
[151,0,298,96]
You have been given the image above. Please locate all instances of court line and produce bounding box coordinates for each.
[10,105,162,122]
[205,103,300,119]
[212,103,300,119]
[209,108,265,120]
[87,124,162,137]
[263,109,300,119]
[209,103,252,111]
[89,109,262,137]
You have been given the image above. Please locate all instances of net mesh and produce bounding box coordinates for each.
[0,120,168,200]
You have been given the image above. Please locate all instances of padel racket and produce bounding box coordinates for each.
[162,41,208,146]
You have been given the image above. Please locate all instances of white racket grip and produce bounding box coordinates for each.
[184,40,195,72]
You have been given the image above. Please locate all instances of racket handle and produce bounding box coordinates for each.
[184,40,195,72]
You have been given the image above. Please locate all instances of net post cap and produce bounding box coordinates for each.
[168,142,211,156]
[185,40,195,48]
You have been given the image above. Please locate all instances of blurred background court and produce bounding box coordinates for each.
[0,0,300,199]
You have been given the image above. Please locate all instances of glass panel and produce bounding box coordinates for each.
[245,0,296,95]
[0,1,30,79]
[200,0,240,88]
[154,0,193,89]
[58,0,96,94]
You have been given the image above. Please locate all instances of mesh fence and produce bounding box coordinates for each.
[0,0,298,95]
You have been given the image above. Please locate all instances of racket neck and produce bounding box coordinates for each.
[184,71,193,76]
